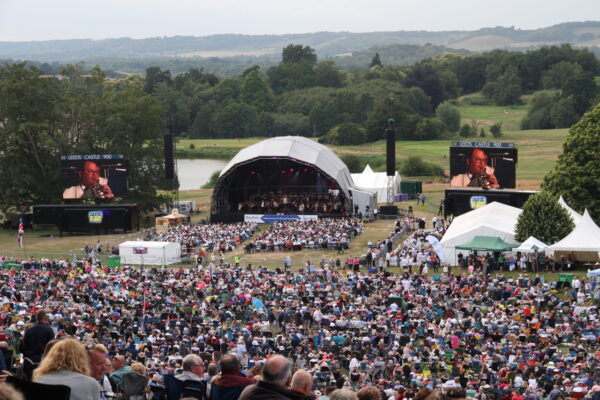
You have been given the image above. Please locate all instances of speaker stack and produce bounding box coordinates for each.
[164,129,175,180]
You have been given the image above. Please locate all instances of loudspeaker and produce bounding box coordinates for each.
[379,205,398,216]
[164,132,174,180]
[386,122,395,176]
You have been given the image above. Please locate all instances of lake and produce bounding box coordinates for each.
[177,159,228,190]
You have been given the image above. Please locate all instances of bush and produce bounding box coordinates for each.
[489,122,503,138]
[436,102,461,132]
[202,170,221,189]
[400,156,444,177]
[188,143,195,149]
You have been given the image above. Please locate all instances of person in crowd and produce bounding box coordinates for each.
[330,389,358,400]
[211,354,255,400]
[175,354,205,382]
[239,355,307,400]
[290,370,315,398]
[33,338,101,400]
[0,383,24,400]
[110,354,131,388]
[19,310,55,381]
[357,386,381,400]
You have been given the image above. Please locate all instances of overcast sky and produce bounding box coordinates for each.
[1,0,598,42]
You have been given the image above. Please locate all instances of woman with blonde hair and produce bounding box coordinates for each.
[33,338,100,400]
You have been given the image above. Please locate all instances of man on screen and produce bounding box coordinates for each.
[450,148,500,189]
[63,161,114,199]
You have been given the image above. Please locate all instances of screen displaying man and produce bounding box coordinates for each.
[63,161,114,199]
[450,148,500,189]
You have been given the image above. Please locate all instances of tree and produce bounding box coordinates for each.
[515,191,574,244]
[561,71,597,115]
[541,61,583,90]
[436,102,461,132]
[404,64,447,108]
[489,122,503,138]
[493,65,522,106]
[282,44,317,65]
[479,128,486,138]
[542,103,600,221]
[314,61,345,88]
[459,122,478,138]
[400,156,444,177]
[550,95,579,128]
[211,102,259,138]
[143,67,172,94]
[240,70,273,111]
[370,52,383,68]
[520,91,557,130]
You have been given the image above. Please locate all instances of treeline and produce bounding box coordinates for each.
[144,43,600,144]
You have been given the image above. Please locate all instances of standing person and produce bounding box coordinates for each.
[33,339,101,400]
[19,310,55,381]
[63,160,114,200]
[211,354,255,400]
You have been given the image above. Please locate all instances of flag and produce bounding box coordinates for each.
[17,218,24,248]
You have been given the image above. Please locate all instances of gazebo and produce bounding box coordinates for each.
[155,208,187,234]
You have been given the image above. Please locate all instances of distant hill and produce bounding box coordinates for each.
[1,21,598,76]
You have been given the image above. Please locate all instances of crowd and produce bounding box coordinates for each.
[0,242,597,400]
[237,192,346,215]
[245,218,363,253]
[146,222,258,255]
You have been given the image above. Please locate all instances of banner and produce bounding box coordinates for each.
[244,214,318,223]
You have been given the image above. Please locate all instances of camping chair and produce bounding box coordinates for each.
[164,375,206,400]
[6,375,71,400]
[121,370,150,400]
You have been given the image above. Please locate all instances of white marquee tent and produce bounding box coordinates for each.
[546,210,600,261]
[351,164,401,203]
[558,196,582,225]
[440,201,522,264]
[119,241,181,266]
[512,236,548,253]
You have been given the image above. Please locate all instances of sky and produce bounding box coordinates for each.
[0,0,598,42]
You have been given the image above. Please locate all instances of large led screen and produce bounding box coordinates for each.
[61,155,128,200]
[449,142,517,189]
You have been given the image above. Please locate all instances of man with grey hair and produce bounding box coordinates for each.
[176,354,205,382]
[239,355,311,400]
[290,370,314,397]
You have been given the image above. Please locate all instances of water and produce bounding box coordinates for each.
[176,159,228,190]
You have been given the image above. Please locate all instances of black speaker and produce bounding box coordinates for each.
[386,119,395,176]
[379,205,398,216]
[164,132,174,180]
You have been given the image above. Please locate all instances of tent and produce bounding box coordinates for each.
[546,209,600,262]
[512,236,548,253]
[155,208,187,234]
[119,241,181,266]
[351,164,401,203]
[558,196,582,226]
[587,268,600,278]
[440,201,522,264]
[456,236,518,252]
